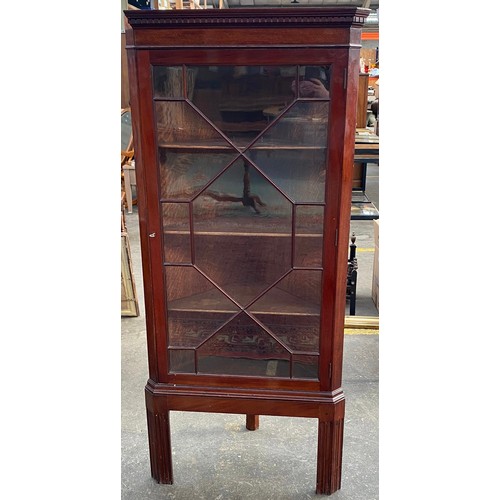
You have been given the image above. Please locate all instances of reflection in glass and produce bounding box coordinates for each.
[159,151,239,200]
[275,269,322,307]
[165,266,239,348]
[297,66,330,98]
[292,354,319,379]
[169,349,195,373]
[192,158,292,228]
[295,205,325,267]
[193,158,292,307]
[251,101,328,149]
[121,110,132,151]
[197,312,290,377]
[165,266,239,309]
[155,101,231,148]
[247,149,326,203]
[249,270,322,353]
[153,66,184,99]
[155,64,331,380]
[162,203,191,264]
[189,65,296,147]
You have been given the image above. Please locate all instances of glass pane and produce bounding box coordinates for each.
[165,266,239,349]
[189,65,297,148]
[292,354,319,379]
[162,203,191,264]
[153,65,331,380]
[197,313,290,377]
[192,158,293,307]
[155,101,232,148]
[275,270,322,309]
[169,349,195,373]
[248,270,321,352]
[246,313,321,354]
[297,65,330,98]
[121,110,132,151]
[251,101,328,149]
[247,148,326,203]
[159,151,239,200]
[153,66,183,98]
[295,205,324,268]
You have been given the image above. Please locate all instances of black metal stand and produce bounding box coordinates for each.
[346,233,358,316]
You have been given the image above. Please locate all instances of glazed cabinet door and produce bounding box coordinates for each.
[135,51,346,388]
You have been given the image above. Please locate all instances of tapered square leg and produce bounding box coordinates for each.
[316,400,345,495]
[146,408,173,484]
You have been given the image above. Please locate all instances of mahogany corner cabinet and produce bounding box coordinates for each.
[124,7,369,495]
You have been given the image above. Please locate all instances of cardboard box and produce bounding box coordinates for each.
[352,162,364,189]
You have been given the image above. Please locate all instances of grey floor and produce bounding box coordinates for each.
[122,164,379,499]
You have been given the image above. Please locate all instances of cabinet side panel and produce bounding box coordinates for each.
[332,46,361,389]
[127,48,159,381]
[127,48,170,381]
[323,45,362,391]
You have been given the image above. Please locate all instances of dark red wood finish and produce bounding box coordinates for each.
[246,414,259,431]
[125,7,368,495]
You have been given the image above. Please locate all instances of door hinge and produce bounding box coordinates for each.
[329,362,332,380]
[343,68,347,90]
[335,228,338,246]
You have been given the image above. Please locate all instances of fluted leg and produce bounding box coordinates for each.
[316,401,345,495]
[146,408,173,484]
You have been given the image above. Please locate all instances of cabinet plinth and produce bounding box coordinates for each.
[125,6,368,495]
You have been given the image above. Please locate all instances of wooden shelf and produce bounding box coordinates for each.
[164,230,322,237]
[158,142,325,151]
[250,145,325,150]
[158,141,233,150]
[169,284,320,316]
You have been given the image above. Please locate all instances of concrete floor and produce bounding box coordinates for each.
[121,164,379,498]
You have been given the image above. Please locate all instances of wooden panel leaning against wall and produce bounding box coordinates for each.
[121,31,130,109]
